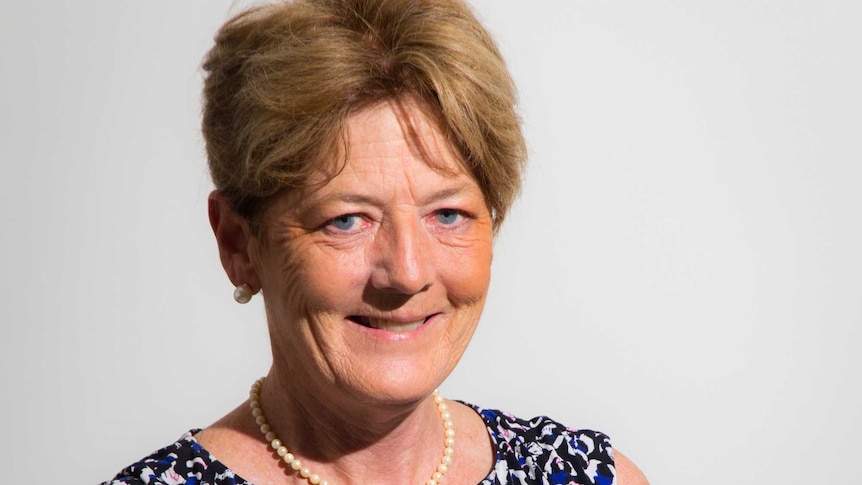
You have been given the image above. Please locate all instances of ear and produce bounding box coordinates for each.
[208,190,262,293]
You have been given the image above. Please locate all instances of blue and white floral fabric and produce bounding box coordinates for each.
[103,403,615,485]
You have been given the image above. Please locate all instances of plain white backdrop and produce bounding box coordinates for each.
[1,1,860,483]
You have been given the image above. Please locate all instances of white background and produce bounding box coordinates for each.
[1,1,860,484]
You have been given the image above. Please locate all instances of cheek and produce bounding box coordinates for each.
[440,240,493,307]
[257,245,307,325]
[276,244,369,316]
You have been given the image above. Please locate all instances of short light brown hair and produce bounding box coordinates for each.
[202,0,525,230]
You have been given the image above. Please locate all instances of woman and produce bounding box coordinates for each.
[105,0,647,484]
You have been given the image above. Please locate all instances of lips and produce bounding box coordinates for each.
[348,315,431,333]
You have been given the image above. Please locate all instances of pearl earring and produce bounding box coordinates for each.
[233,283,254,304]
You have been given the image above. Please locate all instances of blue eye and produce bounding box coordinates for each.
[330,214,358,231]
[436,209,460,225]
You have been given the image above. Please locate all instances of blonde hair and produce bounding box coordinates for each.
[202,0,525,230]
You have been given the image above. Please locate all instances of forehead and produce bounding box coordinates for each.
[261,99,487,225]
[305,99,474,192]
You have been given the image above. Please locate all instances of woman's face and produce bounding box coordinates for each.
[251,99,493,405]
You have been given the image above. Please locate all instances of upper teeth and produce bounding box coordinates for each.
[368,318,425,332]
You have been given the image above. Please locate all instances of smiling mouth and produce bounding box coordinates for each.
[348,315,431,333]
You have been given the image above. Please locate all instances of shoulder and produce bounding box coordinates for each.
[614,449,650,485]
[101,430,247,485]
[464,402,615,485]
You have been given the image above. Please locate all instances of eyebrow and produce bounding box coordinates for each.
[317,193,383,206]
[420,186,474,205]
[312,184,476,208]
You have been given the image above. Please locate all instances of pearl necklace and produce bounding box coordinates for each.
[250,378,455,485]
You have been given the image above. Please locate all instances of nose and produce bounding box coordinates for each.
[370,212,433,295]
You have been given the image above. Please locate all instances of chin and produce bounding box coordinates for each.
[339,361,450,407]
[326,349,462,409]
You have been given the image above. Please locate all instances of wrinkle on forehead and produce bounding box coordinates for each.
[304,97,468,194]
[255,96,482,239]
[387,97,466,177]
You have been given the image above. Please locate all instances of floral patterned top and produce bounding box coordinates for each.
[102,403,615,485]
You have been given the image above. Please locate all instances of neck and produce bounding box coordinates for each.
[257,368,447,484]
